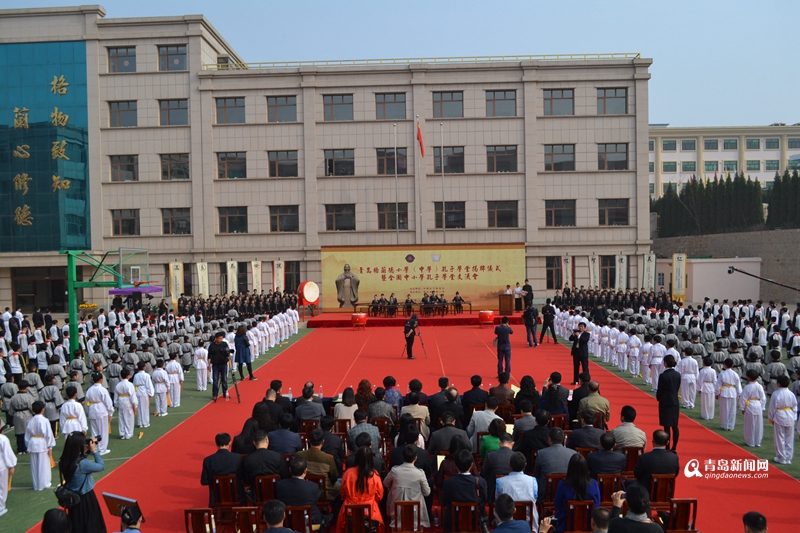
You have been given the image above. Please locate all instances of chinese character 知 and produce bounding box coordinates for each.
[52,175,71,192]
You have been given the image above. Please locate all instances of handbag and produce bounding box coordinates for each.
[55,467,88,509]
[492,338,498,347]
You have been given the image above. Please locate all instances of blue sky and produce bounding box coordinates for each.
[15,0,800,127]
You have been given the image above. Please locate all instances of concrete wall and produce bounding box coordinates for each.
[652,228,800,304]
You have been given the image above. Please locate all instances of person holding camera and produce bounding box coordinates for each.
[569,322,591,385]
[58,431,108,533]
[208,332,231,401]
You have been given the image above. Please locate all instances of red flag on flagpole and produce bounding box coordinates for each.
[417,121,425,158]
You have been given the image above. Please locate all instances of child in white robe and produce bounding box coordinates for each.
[132,362,154,428]
[0,419,17,517]
[194,344,209,391]
[114,369,138,440]
[677,347,699,409]
[640,336,652,385]
[739,369,766,447]
[649,337,666,392]
[24,401,55,490]
[59,386,87,435]
[698,358,717,420]
[151,359,169,416]
[768,375,797,464]
[615,327,629,372]
[85,372,114,455]
[716,358,742,431]
[165,354,184,408]
[628,334,642,377]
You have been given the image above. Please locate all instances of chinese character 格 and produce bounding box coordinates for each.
[51,107,69,126]
[50,74,69,95]
[13,173,32,195]
[52,175,71,192]
[14,205,33,226]
[13,145,30,159]
[51,140,69,160]
[13,107,29,129]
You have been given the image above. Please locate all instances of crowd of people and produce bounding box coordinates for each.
[367,292,468,317]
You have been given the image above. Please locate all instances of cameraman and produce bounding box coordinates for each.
[58,432,107,532]
[208,332,231,401]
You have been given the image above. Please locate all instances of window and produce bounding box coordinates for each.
[545,257,562,290]
[162,208,191,235]
[486,146,517,172]
[109,155,138,182]
[543,89,573,116]
[217,152,246,179]
[545,200,576,227]
[649,162,655,173]
[375,93,406,120]
[662,161,677,172]
[723,139,738,150]
[216,98,245,124]
[649,140,654,152]
[724,161,738,172]
[269,205,299,232]
[111,209,139,236]
[648,183,655,194]
[324,149,355,176]
[598,199,629,226]
[486,90,516,117]
[284,261,301,293]
[323,94,353,121]
[789,160,800,170]
[433,91,463,118]
[746,139,760,150]
[682,161,696,172]
[705,161,718,172]
[766,160,779,171]
[433,147,465,174]
[159,99,188,126]
[657,272,665,286]
[65,214,86,237]
[600,256,616,289]
[598,144,629,170]
[268,151,299,177]
[434,202,466,229]
[766,138,780,150]
[376,148,407,175]
[218,207,248,234]
[158,45,187,71]
[377,203,409,230]
[325,204,356,231]
[704,139,719,151]
[108,47,136,73]
[544,144,575,171]
[662,140,677,151]
[597,88,627,115]
[267,96,297,122]
[161,153,190,181]
[663,183,676,194]
[109,101,137,127]
[237,262,248,294]
[746,160,760,171]
[681,140,696,151]
[487,201,518,228]
[788,138,800,149]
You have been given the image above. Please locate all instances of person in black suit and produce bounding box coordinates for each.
[514,409,551,474]
[431,388,464,429]
[586,433,626,479]
[656,354,682,451]
[428,377,451,412]
[320,415,344,473]
[567,410,605,450]
[569,322,591,385]
[428,412,468,458]
[568,373,592,424]
[261,389,286,426]
[441,450,487,532]
[522,279,534,308]
[200,433,244,506]
[461,375,489,428]
[632,430,680,497]
[32,307,44,329]
[242,430,290,486]
[481,433,513,501]
[270,380,294,415]
[388,425,431,480]
[262,499,300,533]
[539,298,557,344]
[268,413,303,455]
[275,457,323,524]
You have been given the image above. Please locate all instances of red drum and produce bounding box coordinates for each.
[352,313,367,329]
[298,280,320,305]
[479,309,494,327]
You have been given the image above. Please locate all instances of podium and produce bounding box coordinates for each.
[498,294,514,316]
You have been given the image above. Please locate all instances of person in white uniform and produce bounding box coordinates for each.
[85,373,114,455]
[0,418,17,517]
[59,386,88,435]
[132,362,154,428]
[628,333,642,377]
[114,368,138,440]
[151,359,170,416]
[769,375,797,464]
[194,343,209,391]
[739,369,766,447]
[649,337,666,393]
[698,357,717,420]
[676,347,699,409]
[716,358,742,431]
[165,354,184,408]
[25,401,56,490]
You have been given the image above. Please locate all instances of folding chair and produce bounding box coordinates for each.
[185,508,216,533]
[393,500,421,532]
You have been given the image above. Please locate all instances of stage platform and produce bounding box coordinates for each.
[307,311,523,328]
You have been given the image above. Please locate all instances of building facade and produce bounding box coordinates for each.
[649,124,800,197]
[0,5,653,311]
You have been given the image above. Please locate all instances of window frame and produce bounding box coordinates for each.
[598,143,629,171]
[723,160,738,172]
[544,200,576,227]
[485,90,516,117]
[662,140,677,152]
[434,201,466,229]
[433,91,464,118]
[323,94,354,122]
[377,202,409,230]
[596,87,627,115]
[107,47,136,73]
[662,161,677,173]
[681,161,696,172]
[110,155,138,182]
[545,256,562,290]
[543,89,574,116]
[158,44,187,72]
[788,138,800,149]
[723,139,738,150]
[765,138,780,150]
[486,145,518,173]
[217,152,247,180]
[745,139,760,150]
[218,206,248,234]
[433,146,465,174]
[216,97,245,124]
[108,101,137,128]
[544,144,576,172]
[324,149,355,176]
[376,148,408,175]
[600,255,616,289]
[111,209,140,236]
[487,200,518,228]
[269,205,300,233]
[159,99,188,126]
[648,162,655,173]
[267,96,297,123]
[268,150,299,178]
[746,160,760,171]
[704,161,719,172]
[765,160,779,171]
[160,153,190,181]
[681,140,696,151]
[598,199,629,226]
[325,204,356,231]
[704,139,719,151]
[375,93,406,120]
[162,208,191,235]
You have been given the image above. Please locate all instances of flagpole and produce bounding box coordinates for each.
[394,123,399,242]
[440,122,445,243]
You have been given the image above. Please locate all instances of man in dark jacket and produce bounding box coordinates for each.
[481,433,514,501]
[522,302,539,347]
[566,410,605,450]
[428,412,468,457]
[431,388,464,430]
[320,415,344,473]
[275,458,323,524]
[586,433,626,479]
[208,332,231,401]
[656,354,682,451]
[441,450,487,532]
[200,433,244,505]
[632,430,680,496]
[514,409,552,474]
[569,322,591,385]
[461,375,489,428]
[268,413,303,455]
[243,430,289,486]
[568,373,592,424]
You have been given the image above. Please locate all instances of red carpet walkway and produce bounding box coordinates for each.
[307,312,523,328]
[39,327,798,533]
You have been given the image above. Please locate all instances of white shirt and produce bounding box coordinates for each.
[85,383,114,418]
[740,382,766,414]
[25,414,56,452]
[769,388,797,426]
[716,369,742,398]
[59,399,88,434]
[0,432,17,472]
[133,371,154,398]
[676,356,699,381]
[114,380,138,409]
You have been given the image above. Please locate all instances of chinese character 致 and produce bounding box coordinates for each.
[13,173,32,195]
[52,175,71,192]
[704,459,716,472]
[51,140,69,160]
[50,74,69,95]
[51,106,69,126]
[14,205,33,226]
[756,460,768,472]
[13,107,29,129]
[13,145,30,159]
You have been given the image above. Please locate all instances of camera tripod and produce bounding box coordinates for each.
[400,327,428,359]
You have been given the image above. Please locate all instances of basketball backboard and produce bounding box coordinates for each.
[117,248,150,288]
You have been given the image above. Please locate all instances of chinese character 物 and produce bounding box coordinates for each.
[51,140,69,160]
[13,107,29,129]
[13,145,30,159]
[13,173,32,195]
[52,175,71,192]
[50,74,69,95]
[14,205,33,226]
[51,107,69,126]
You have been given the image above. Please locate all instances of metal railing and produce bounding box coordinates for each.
[202,52,641,71]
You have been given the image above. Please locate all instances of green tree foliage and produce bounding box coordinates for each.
[766,169,800,229]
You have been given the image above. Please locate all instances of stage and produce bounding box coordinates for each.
[307,311,524,328]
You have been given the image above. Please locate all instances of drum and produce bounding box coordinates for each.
[352,312,367,329]
[298,280,320,305]
[479,309,495,327]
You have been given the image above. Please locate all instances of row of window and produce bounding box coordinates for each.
[109,199,631,236]
[545,255,620,290]
[108,45,187,73]
[108,143,631,182]
[650,138,800,152]
[648,160,789,174]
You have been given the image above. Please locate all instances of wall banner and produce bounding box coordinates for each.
[672,253,687,298]
[615,255,628,290]
[252,261,262,293]
[169,262,184,305]
[196,262,209,297]
[226,261,238,295]
[273,260,284,293]
[642,253,656,291]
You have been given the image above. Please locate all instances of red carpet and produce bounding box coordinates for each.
[308,312,523,328]
[34,327,798,533]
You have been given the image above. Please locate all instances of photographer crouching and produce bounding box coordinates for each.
[58,432,107,533]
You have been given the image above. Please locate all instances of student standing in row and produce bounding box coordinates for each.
[25,400,55,490]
